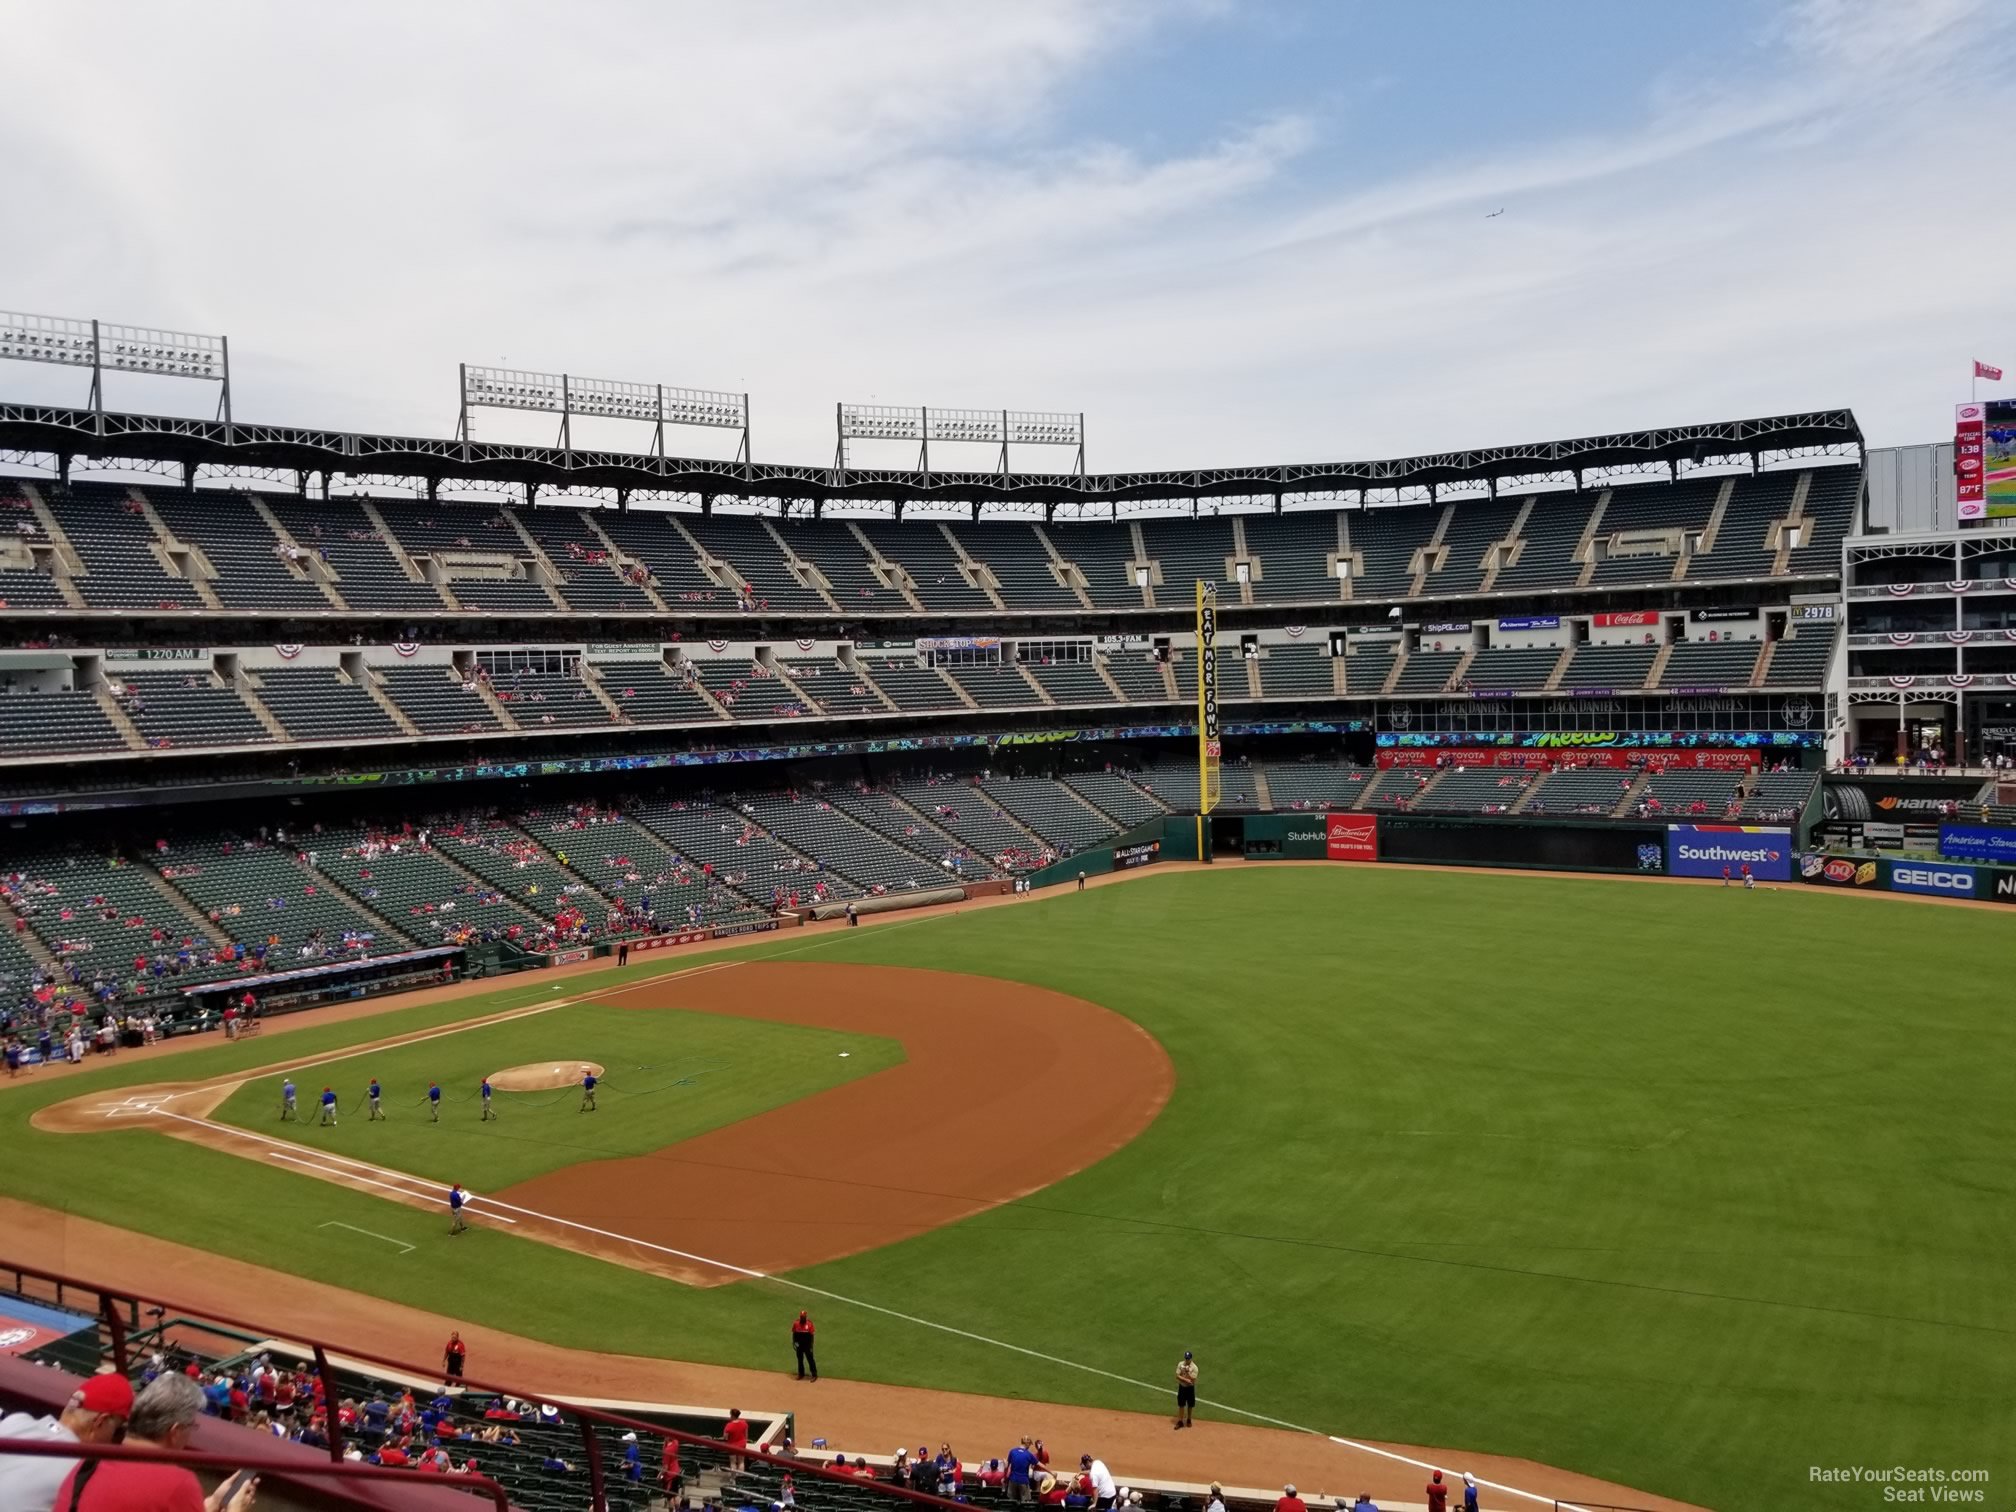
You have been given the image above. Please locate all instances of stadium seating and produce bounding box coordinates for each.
[824,788,977,870]
[6,846,236,1003]
[260,493,443,612]
[150,491,331,611]
[526,810,768,927]
[1046,521,1144,609]
[1659,639,1762,688]
[783,658,888,715]
[0,561,66,607]
[118,678,270,748]
[856,656,965,713]
[1140,517,1237,600]
[946,663,1041,708]
[1260,762,1374,810]
[1561,643,1658,691]
[743,792,961,892]
[691,661,811,720]
[45,483,204,610]
[1023,658,1111,706]
[979,776,1116,853]
[375,665,509,735]
[596,662,719,725]
[892,779,1050,869]
[686,515,830,613]
[1255,645,1337,698]
[1393,650,1463,695]
[1423,497,1521,597]
[1358,769,1434,810]
[488,670,611,728]
[1243,511,1340,603]
[1494,493,1595,591]
[1737,770,1817,822]
[1102,652,1173,702]
[1347,504,1437,600]
[1700,472,1795,580]
[1062,769,1168,827]
[769,519,893,608]
[1342,642,1397,694]
[1524,767,1634,815]
[1128,760,1259,810]
[1789,466,1859,575]
[516,506,657,612]
[164,836,401,960]
[0,689,127,756]
[631,798,861,905]
[316,828,542,943]
[858,521,991,612]
[594,511,726,606]
[440,820,601,924]
[1767,626,1836,684]
[1587,477,1718,585]
[1413,766,1533,814]
[954,522,1080,610]
[1636,770,1745,815]
[1463,647,1561,693]
[253,667,403,742]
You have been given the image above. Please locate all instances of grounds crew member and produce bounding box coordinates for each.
[1174,1350,1197,1429]
[280,1077,297,1121]
[428,1081,442,1122]
[368,1076,384,1121]
[481,1076,496,1121]
[319,1086,338,1126]
[580,1069,598,1113]
[791,1310,817,1381]
[448,1182,468,1235]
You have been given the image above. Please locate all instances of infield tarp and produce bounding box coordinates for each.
[1665,825,1792,881]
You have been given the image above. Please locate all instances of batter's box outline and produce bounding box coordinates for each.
[93,1092,188,1120]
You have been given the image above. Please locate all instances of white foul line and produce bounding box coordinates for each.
[317,1220,416,1254]
[263,1151,520,1226]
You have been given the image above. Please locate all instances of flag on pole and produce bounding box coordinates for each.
[1975,360,2004,381]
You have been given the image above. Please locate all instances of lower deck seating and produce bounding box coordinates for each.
[441,820,603,924]
[893,779,1049,870]
[1063,770,1167,827]
[1414,766,1533,814]
[1525,768,1632,815]
[316,828,540,943]
[1359,768,1435,810]
[979,776,1116,853]
[1636,770,1746,816]
[1738,770,1817,822]
[1261,762,1374,810]
[744,792,961,892]
[163,837,401,961]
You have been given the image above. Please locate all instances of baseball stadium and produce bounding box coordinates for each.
[3,14,2014,1512]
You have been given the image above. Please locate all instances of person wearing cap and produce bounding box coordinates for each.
[1277,1484,1307,1512]
[443,1331,467,1384]
[59,1373,259,1512]
[428,1082,442,1122]
[1173,1350,1198,1430]
[1425,1470,1449,1512]
[318,1086,337,1126]
[791,1310,817,1381]
[579,1069,598,1112]
[0,1370,133,1512]
[279,1078,296,1122]
[448,1183,468,1235]
[1205,1485,1226,1512]
[1462,1472,1479,1511]
[368,1077,384,1122]
[1349,1496,1379,1512]
[480,1077,496,1122]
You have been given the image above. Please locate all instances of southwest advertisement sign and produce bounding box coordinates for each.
[1884,861,1982,899]
[1939,824,2016,864]
[1326,813,1379,862]
[1665,825,1792,880]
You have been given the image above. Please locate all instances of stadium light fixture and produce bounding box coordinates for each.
[458,363,750,469]
[0,310,233,425]
[835,401,1084,484]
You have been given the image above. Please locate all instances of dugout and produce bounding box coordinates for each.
[180,946,464,1019]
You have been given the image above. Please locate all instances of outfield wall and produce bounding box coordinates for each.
[1800,852,2016,904]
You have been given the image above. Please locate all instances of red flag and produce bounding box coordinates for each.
[1975,360,2004,381]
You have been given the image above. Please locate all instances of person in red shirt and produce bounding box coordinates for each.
[1277,1485,1308,1512]
[1425,1470,1449,1512]
[791,1311,817,1381]
[444,1332,467,1384]
[227,1381,249,1422]
[722,1407,749,1473]
[59,1373,257,1512]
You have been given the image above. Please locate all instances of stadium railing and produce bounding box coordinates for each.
[0,1257,967,1512]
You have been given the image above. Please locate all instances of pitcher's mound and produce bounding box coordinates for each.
[489,1061,603,1092]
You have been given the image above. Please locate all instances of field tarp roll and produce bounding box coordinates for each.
[804,887,965,922]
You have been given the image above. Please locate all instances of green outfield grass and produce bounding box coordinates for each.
[208,1002,901,1191]
[3,869,2012,1510]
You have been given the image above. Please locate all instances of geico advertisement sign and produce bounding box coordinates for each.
[1886,863,1978,898]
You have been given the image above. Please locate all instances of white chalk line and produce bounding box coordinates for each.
[263,1151,519,1227]
[317,1220,415,1254]
[151,953,1592,1510]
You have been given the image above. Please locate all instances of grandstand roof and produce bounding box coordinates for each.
[0,400,1862,510]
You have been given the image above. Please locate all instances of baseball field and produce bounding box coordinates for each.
[5,864,2012,1511]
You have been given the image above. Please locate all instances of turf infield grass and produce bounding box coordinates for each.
[2,868,2010,1511]
[208,1003,902,1191]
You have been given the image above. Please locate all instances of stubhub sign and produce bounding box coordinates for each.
[1885,862,1979,898]
[1665,825,1792,881]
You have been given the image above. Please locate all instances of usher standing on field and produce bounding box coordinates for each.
[791,1310,818,1380]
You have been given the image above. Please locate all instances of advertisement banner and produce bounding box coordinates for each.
[1665,825,1792,880]
[1798,853,1880,888]
[1376,747,1756,771]
[1955,400,1986,520]
[1938,824,2016,864]
[1495,615,1561,632]
[1690,608,1757,623]
[1197,585,1221,814]
[1883,860,1983,898]
[1422,621,1474,635]
[712,919,782,938]
[1995,870,2016,904]
[1593,611,1660,628]
[1114,840,1162,871]
[1326,813,1379,861]
[1987,398,2016,520]
[629,929,713,953]
[545,946,594,966]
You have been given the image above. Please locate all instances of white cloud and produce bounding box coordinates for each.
[0,0,2008,474]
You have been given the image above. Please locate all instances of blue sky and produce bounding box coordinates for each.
[0,0,2010,476]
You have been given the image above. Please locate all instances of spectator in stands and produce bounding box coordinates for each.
[1081,1453,1116,1510]
[60,1372,259,1512]
[0,1371,133,1512]
[1277,1485,1308,1512]
[1005,1438,1038,1503]
[1349,1497,1379,1512]
[722,1407,749,1473]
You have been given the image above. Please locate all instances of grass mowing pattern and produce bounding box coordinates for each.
[3,872,2011,1508]
[210,1004,900,1191]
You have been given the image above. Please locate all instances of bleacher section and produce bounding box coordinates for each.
[1393,650,1463,695]
[824,789,974,869]
[166,837,402,959]
[594,511,724,606]
[1048,521,1143,609]
[150,491,330,611]
[980,776,1115,853]
[771,519,892,608]
[1562,643,1657,692]
[687,515,829,613]
[893,779,1049,869]
[46,484,204,609]
[1463,646,1560,693]
[119,679,269,748]
[1243,511,1339,603]
[318,829,540,944]
[0,689,126,756]
[1347,505,1437,601]
[1414,767,1533,814]
[1063,770,1168,827]
[1024,658,1111,705]
[632,799,862,904]
[7,847,234,1002]
[1359,769,1434,810]
[1738,770,1818,822]
[744,793,960,892]
[517,507,657,612]
[1423,497,1521,597]
[1129,761,1259,810]
[261,493,442,612]
[443,821,601,923]
[1768,626,1836,684]
[1636,770,1745,815]
[1659,639,1762,689]
[375,665,506,734]
[1525,768,1632,816]
[254,667,403,742]
[1261,762,1374,810]
[1494,492,1595,591]
[1701,472,1794,580]
[1588,478,1718,585]
[1255,645,1336,698]
[1343,642,1397,694]
[1790,467,1859,575]
[1140,517,1237,600]
[529,812,765,928]
[858,521,990,612]
[956,522,1079,610]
